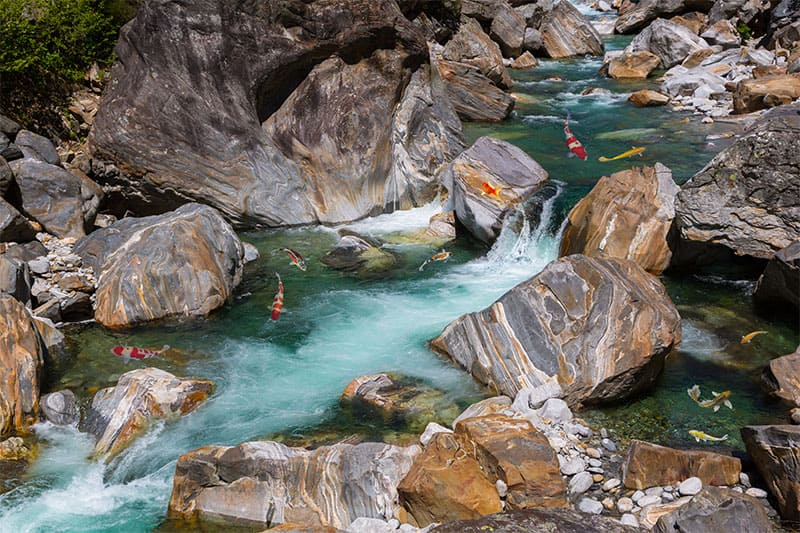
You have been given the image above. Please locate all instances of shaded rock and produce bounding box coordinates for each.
[0,145,23,163]
[455,414,567,510]
[429,507,637,532]
[523,27,545,54]
[560,164,679,275]
[85,367,213,458]
[0,115,20,138]
[74,203,244,328]
[14,130,59,165]
[0,198,37,243]
[629,89,671,107]
[708,0,771,28]
[700,19,741,48]
[490,6,526,58]
[0,255,32,306]
[443,136,548,244]
[742,424,800,521]
[540,0,604,58]
[420,422,452,447]
[0,156,11,197]
[670,12,708,34]
[40,390,79,425]
[639,497,694,528]
[451,396,512,427]
[321,233,398,276]
[615,0,715,34]
[763,346,800,408]
[733,74,800,114]
[8,159,101,238]
[169,440,419,529]
[398,432,502,526]
[431,44,515,122]
[654,486,772,533]
[608,50,662,78]
[90,0,446,227]
[513,381,563,411]
[443,18,512,89]
[672,105,800,264]
[626,18,710,69]
[32,316,70,376]
[510,51,538,69]
[3,241,46,263]
[755,242,800,314]
[462,0,510,22]
[623,440,741,489]
[0,294,44,436]
[59,291,93,322]
[682,47,716,68]
[433,255,681,404]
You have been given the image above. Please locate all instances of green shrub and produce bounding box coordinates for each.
[736,22,753,41]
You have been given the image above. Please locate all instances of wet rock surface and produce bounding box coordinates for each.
[321,232,399,276]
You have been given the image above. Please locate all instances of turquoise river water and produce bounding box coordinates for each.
[1,23,798,533]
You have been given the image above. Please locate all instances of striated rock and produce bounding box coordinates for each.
[681,47,716,68]
[733,74,800,114]
[661,68,727,99]
[85,368,213,458]
[31,316,69,373]
[443,19,512,89]
[670,12,708,34]
[742,424,800,522]
[74,203,244,328]
[672,105,800,264]
[708,0,771,28]
[59,291,93,322]
[490,6,526,58]
[451,396,512,427]
[432,255,681,404]
[8,159,102,239]
[754,242,800,314]
[629,89,671,106]
[560,164,679,275]
[653,486,772,533]
[420,422,452,447]
[39,390,79,426]
[0,199,36,244]
[615,0,715,34]
[540,0,604,58]
[442,136,548,244]
[0,294,45,436]
[14,130,59,165]
[0,255,32,306]
[523,27,545,54]
[90,0,461,227]
[608,51,662,78]
[626,18,709,69]
[0,156,12,197]
[321,233,398,276]
[455,414,566,510]
[429,507,637,532]
[623,440,741,489]
[169,440,420,529]
[510,51,538,69]
[431,44,515,122]
[639,497,693,529]
[700,19,741,49]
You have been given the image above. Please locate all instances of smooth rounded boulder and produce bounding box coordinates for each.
[560,163,679,275]
[74,203,244,328]
[431,255,681,404]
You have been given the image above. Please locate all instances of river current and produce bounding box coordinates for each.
[1,21,798,533]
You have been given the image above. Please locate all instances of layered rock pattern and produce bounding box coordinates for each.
[754,241,800,313]
[168,440,419,529]
[0,294,45,436]
[540,0,604,58]
[615,0,715,34]
[733,74,800,114]
[625,18,709,68]
[763,346,800,408]
[0,198,37,243]
[74,203,244,328]
[432,255,681,404]
[673,105,800,263]
[653,487,771,533]
[430,507,640,532]
[85,367,213,457]
[741,425,800,522]
[622,440,741,488]
[442,136,548,244]
[560,164,679,275]
[90,0,465,227]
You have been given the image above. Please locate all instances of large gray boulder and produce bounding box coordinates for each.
[615,0,715,34]
[754,241,799,314]
[625,18,710,68]
[8,159,102,239]
[540,0,604,58]
[490,5,526,57]
[14,130,59,165]
[0,198,37,243]
[442,136,548,244]
[432,255,681,405]
[443,18,512,89]
[672,105,800,265]
[0,255,32,307]
[168,440,420,529]
[74,203,244,328]
[653,487,772,533]
[741,425,800,523]
[89,0,465,227]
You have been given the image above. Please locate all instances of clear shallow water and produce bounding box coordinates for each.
[2,24,798,533]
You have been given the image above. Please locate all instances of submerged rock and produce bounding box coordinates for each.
[432,255,681,404]
[623,440,741,489]
[560,163,679,275]
[168,440,419,529]
[672,105,800,265]
[653,486,772,533]
[75,203,244,328]
[742,424,800,522]
[0,294,45,437]
[443,136,548,244]
[429,507,636,532]
[39,390,79,426]
[321,232,398,276]
[85,367,214,458]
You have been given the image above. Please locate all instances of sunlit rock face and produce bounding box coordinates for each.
[89,0,463,227]
[432,255,681,405]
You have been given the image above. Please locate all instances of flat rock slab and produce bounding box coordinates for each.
[623,439,741,489]
[741,424,800,522]
[432,255,681,405]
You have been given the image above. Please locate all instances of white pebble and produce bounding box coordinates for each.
[617,497,634,513]
[739,473,751,487]
[620,513,639,527]
[679,477,702,496]
[631,490,645,503]
[578,497,603,515]
[602,478,621,491]
[746,487,768,499]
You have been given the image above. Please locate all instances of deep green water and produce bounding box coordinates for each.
[1,25,798,533]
